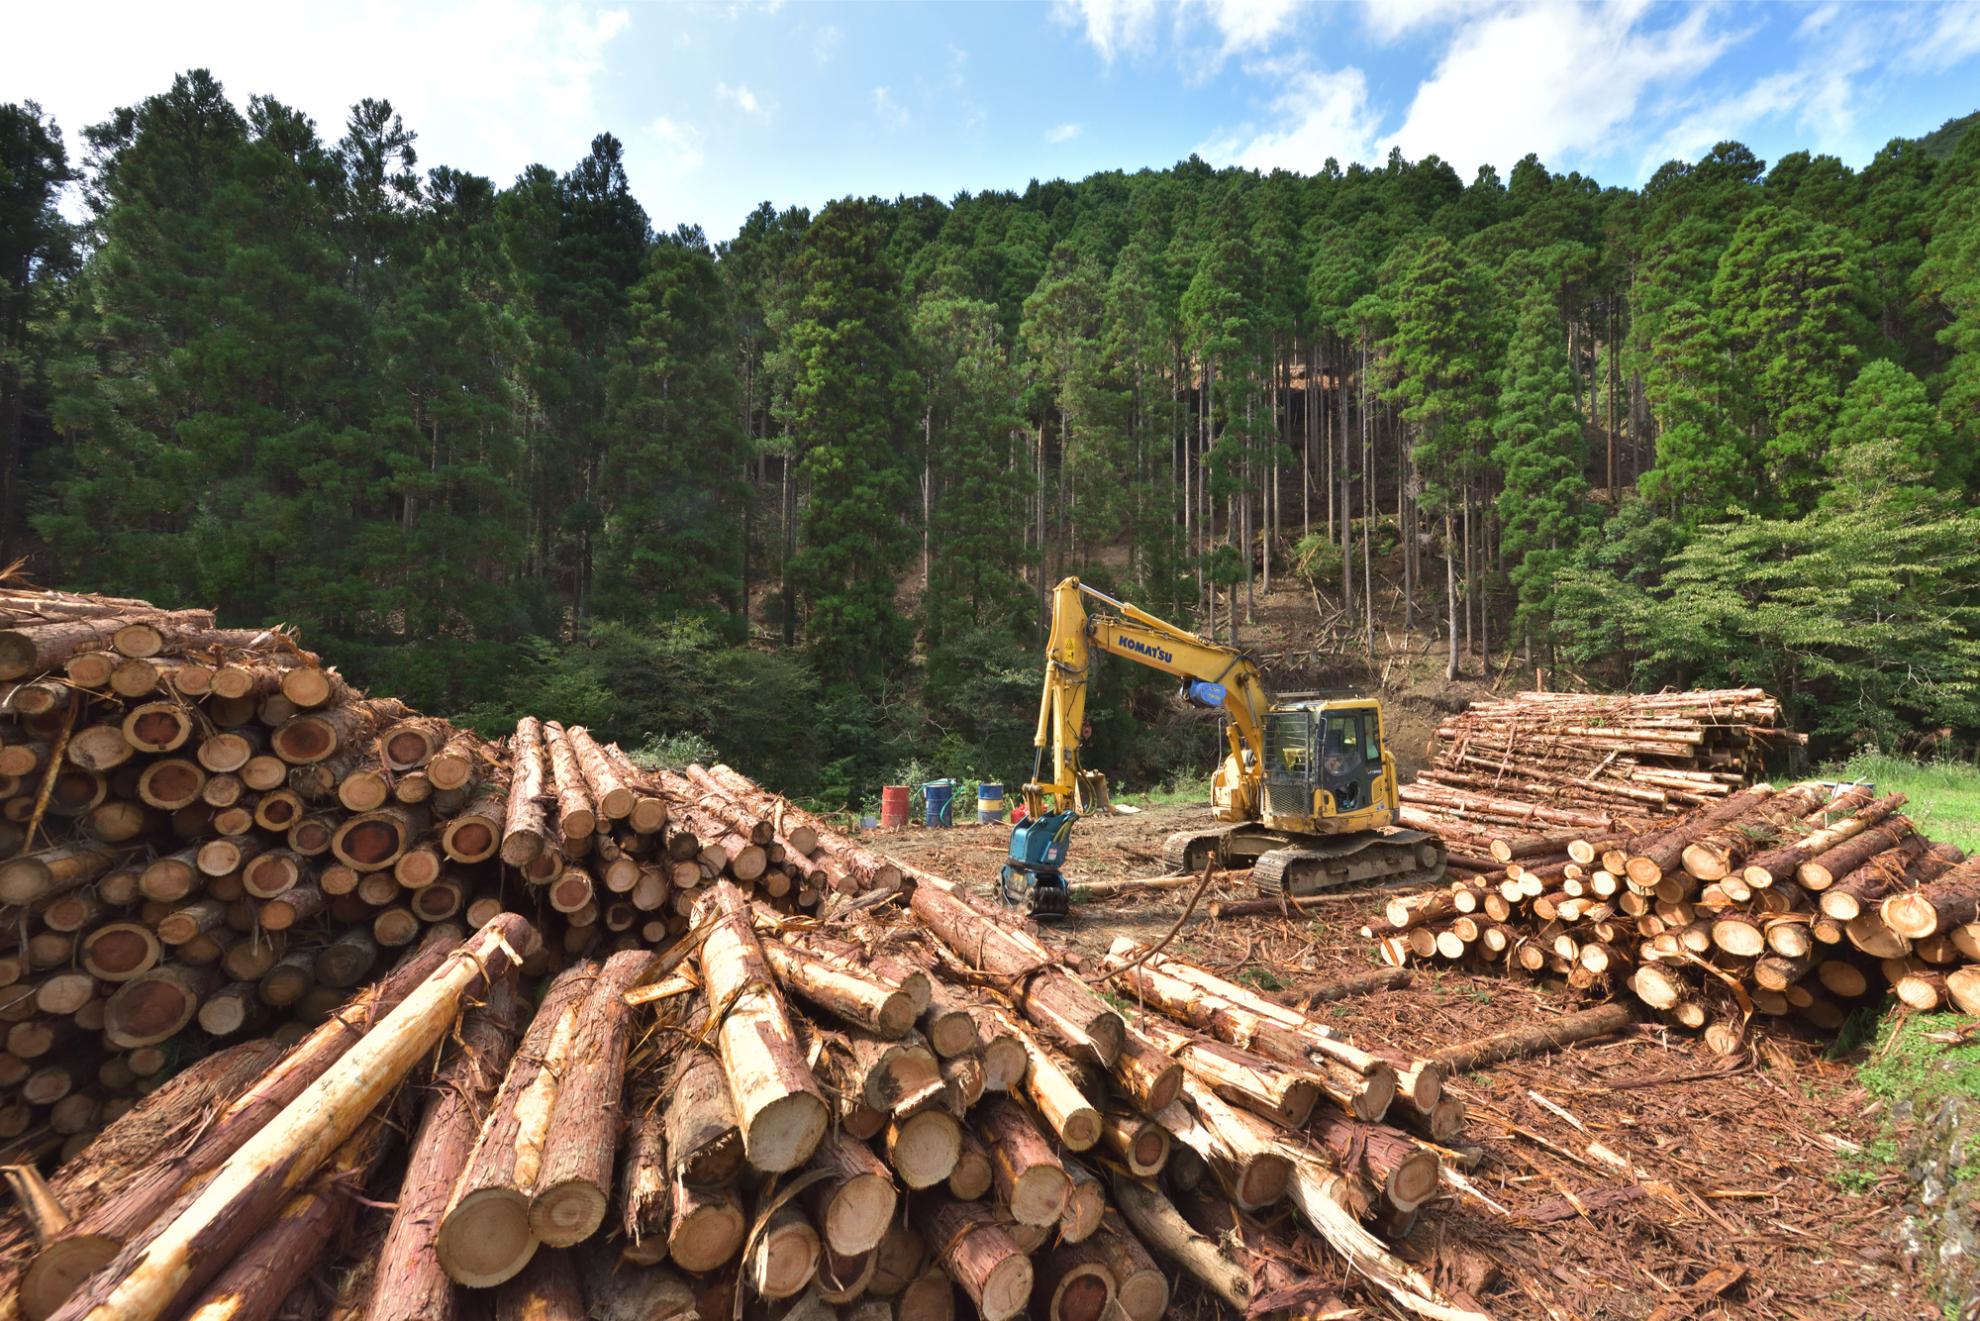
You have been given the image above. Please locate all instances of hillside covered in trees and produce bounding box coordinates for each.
[4,73,1979,803]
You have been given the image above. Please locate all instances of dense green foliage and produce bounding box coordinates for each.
[5,77,1979,800]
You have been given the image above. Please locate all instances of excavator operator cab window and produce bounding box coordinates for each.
[1321,711,1370,811]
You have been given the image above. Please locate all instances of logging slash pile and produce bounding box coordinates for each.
[0,585,1492,1321]
[1401,690,1800,855]
[1371,779,1980,1050]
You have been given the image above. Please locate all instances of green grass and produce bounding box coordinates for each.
[1857,1010,1980,1110]
[1122,773,1213,809]
[1831,751,1980,852]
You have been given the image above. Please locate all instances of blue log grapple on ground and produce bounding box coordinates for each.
[998,808,1076,920]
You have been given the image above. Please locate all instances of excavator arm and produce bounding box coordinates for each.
[1021,577,1274,820]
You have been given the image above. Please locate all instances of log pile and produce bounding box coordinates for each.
[0,585,1492,1320]
[4,886,1487,1321]
[1405,690,1800,853]
[1371,778,1980,1049]
[0,585,888,1165]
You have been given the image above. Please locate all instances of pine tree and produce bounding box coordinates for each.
[1639,299,1747,519]
[371,166,534,641]
[1710,204,1873,507]
[1384,234,1493,676]
[1822,359,1950,507]
[1914,124,1980,480]
[782,198,919,688]
[0,101,76,560]
[595,226,746,621]
[1493,284,1591,649]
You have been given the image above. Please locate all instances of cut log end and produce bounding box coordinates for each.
[741,1092,830,1175]
[528,1180,609,1250]
[438,1187,538,1288]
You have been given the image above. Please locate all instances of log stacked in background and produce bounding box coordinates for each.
[1370,777,1980,1048]
[1399,690,1803,869]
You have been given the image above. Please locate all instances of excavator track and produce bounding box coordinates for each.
[1164,825,1445,897]
[1252,829,1446,897]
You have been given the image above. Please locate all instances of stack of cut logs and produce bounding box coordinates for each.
[0,585,893,1166]
[1372,779,1980,1050]
[0,585,1492,1321]
[1406,690,1800,841]
[0,864,1494,1321]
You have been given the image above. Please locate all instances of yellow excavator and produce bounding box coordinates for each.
[1000,577,1445,916]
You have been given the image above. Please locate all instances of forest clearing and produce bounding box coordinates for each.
[7,6,1980,1317]
[0,583,1975,1321]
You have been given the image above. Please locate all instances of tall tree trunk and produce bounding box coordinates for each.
[1036,420,1048,638]
[1301,337,1313,539]
[1339,335,1352,620]
[1461,487,1473,657]
[780,451,796,647]
[1362,361,1374,659]
[922,406,933,597]
[1444,507,1458,682]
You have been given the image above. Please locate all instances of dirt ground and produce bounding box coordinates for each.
[879,806,1932,1321]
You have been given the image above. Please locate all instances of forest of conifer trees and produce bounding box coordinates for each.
[3,73,1978,804]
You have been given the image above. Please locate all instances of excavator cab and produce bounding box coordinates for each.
[1261,701,1388,827]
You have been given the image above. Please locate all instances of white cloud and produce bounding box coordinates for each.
[1189,0,1302,56]
[644,115,705,174]
[813,23,843,64]
[1642,17,1876,172]
[872,85,909,130]
[1205,61,1384,171]
[1384,2,1735,177]
[0,0,632,194]
[717,81,765,116]
[1045,122,1083,143]
[1914,0,1980,70]
[1052,0,1161,63]
[1058,0,1299,65]
[1359,0,1477,45]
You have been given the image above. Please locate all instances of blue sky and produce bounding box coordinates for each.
[10,1,1980,237]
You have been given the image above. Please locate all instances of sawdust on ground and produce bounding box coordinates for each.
[879,806,1927,1321]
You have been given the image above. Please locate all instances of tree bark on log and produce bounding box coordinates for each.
[1109,1176,1249,1313]
[690,880,828,1172]
[270,699,410,766]
[1741,793,1905,887]
[976,1096,1069,1227]
[803,1129,898,1257]
[541,724,597,841]
[1882,858,1980,940]
[759,940,915,1036]
[530,948,656,1247]
[909,878,1121,1065]
[1430,1002,1633,1073]
[0,611,213,681]
[563,727,634,822]
[3,1040,285,1319]
[1623,787,1777,885]
[46,915,537,1321]
[501,719,556,867]
[494,1248,585,1321]
[1799,816,1919,891]
[177,1114,397,1321]
[364,971,523,1321]
[437,959,600,1288]
[1281,1147,1489,1321]
[924,1193,1033,1321]
[661,1043,742,1187]
[614,1097,668,1267]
